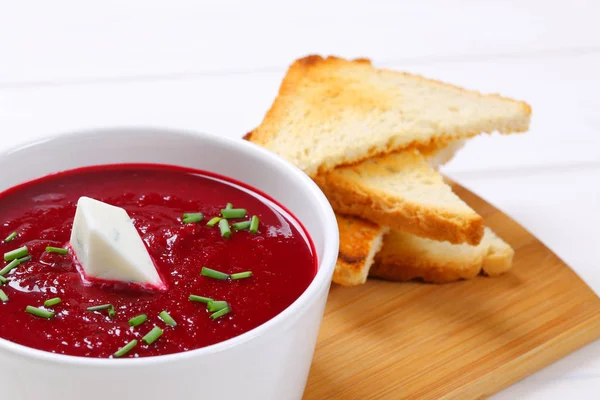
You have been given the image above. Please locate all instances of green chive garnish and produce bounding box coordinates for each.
[44,297,62,307]
[0,275,7,284]
[231,271,253,280]
[142,326,163,345]
[128,314,147,327]
[4,246,28,262]
[206,217,221,227]
[108,305,116,318]
[232,221,251,231]
[201,266,229,280]
[219,219,231,238]
[207,300,229,312]
[158,310,177,326]
[18,255,31,263]
[189,294,213,304]
[87,303,113,312]
[26,305,54,319]
[4,232,17,243]
[0,259,20,276]
[225,203,233,210]
[45,246,68,255]
[182,212,204,224]
[114,339,137,358]
[249,216,260,234]
[0,289,8,302]
[221,208,247,219]
[211,305,231,320]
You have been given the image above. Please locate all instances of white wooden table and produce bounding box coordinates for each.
[1,1,599,397]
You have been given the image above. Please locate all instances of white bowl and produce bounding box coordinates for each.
[0,128,339,400]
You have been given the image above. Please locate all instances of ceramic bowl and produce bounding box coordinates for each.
[0,127,339,400]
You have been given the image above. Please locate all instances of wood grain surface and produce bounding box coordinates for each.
[304,182,600,399]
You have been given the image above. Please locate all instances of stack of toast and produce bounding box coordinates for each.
[246,55,531,286]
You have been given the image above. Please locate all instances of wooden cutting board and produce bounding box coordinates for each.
[304,182,600,399]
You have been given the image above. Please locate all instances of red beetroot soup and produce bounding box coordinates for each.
[0,164,316,358]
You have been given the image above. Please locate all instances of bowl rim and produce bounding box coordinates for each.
[0,127,339,367]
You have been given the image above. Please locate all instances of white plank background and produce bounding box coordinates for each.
[0,1,599,398]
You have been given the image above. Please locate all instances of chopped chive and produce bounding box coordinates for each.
[206,217,221,227]
[26,305,54,319]
[189,294,213,304]
[0,259,20,276]
[44,297,62,307]
[225,203,233,209]
[18,255,31,263]
[4,246,28,262]
[114,339,137,358]
[45,246,69,255]
[4,232,17,243]
[219,219,231,238]
[249,216,260,234]
[87,303,113,312]
[0,289,8,302]
[232,221,251,231]
[142,326,163,345]
[158,310,177,326]
[201,266,229,280]
[182,212,204,224]
[108,305,116,319]
[0,275,7,284]
[221,208,247,219]
[207,300,229,312]
[128,314,148,327]
[231,271,253,280]
[211,305,231,320]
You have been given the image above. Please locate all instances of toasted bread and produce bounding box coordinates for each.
[425,139,466,169]
[333,214,388,286]
[316,149,485,245]
[370,227,514,283]
[480,230,516,276]
[247,55,531,176]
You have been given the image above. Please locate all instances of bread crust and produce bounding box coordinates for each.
[333,214,387,286]
[369,259,482,283]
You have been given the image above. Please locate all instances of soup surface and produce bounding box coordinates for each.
[0,164,316,358]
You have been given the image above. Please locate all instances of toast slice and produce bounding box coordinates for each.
[370,227,514,283]
[246,55,531,176]
[333,214,388,286]
[425,139,466,170]
[316,149,485,245]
